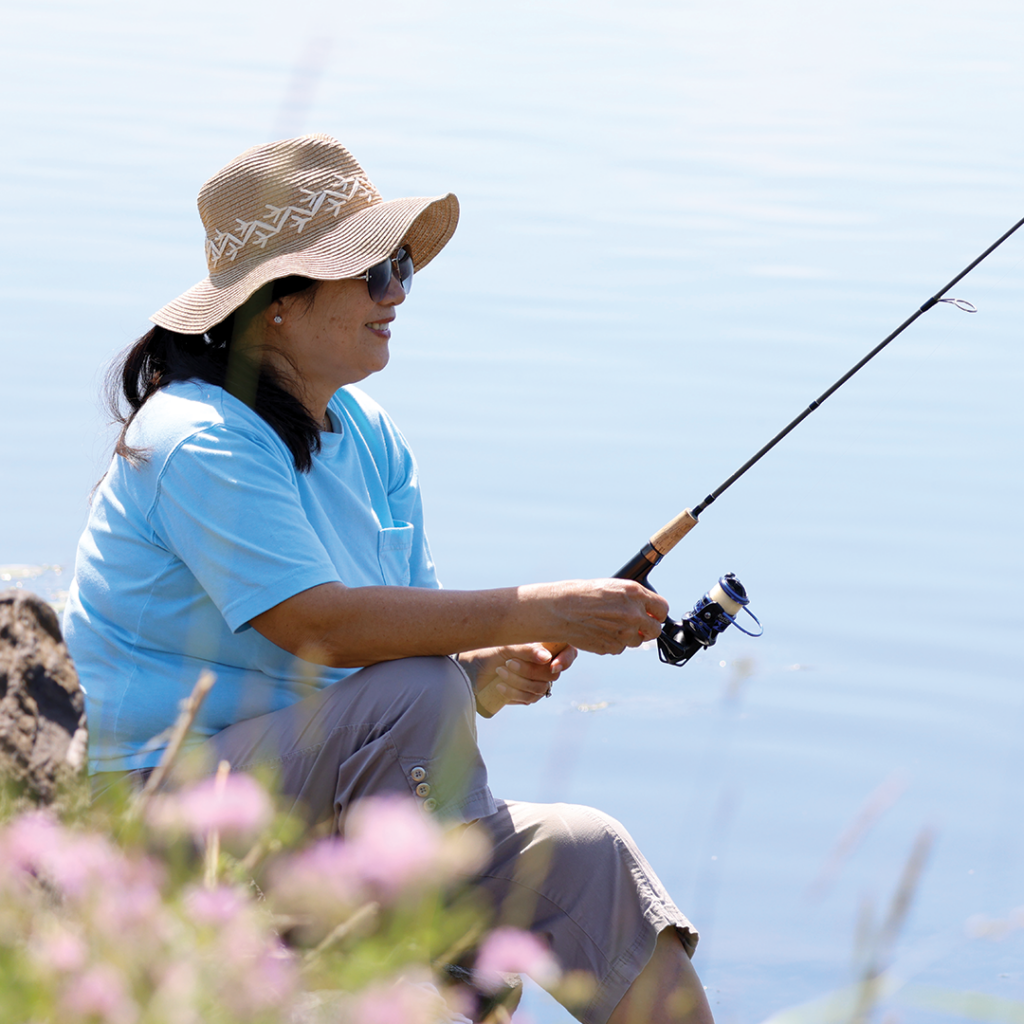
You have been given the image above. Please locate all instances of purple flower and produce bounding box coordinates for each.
[184,883,249,927]
[89,858,166,941]
[475,927,560,992]
[268,836,366,923]
[269,795,489,938]
[60,963,138,1024]
[0,812,157,907]
[146,772,273,844]
[349,976,454,1024]
[2,810,61,870]
[221,944,299,1017]
[28,924,88,975]
[344,796,447,899]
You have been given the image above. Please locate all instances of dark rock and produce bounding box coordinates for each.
[0,590,87,804]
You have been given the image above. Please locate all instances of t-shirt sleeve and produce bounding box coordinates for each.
[147,424,342,633]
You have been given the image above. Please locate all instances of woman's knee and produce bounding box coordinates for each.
[480,802,631,891]
[356,655,474,715]
[523,802,632,858]
[410,655,476,713]
[308,656,475,745]
[342,657,484,815]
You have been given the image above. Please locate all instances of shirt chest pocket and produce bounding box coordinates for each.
[377,521,415,586]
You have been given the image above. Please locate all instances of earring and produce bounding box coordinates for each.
[273,315,283,324]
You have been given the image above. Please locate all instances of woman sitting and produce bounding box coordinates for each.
[64,133,714,1024]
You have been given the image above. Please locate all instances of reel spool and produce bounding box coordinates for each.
[657,572,762,666]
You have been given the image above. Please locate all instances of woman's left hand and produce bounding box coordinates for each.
[460,643,577,711]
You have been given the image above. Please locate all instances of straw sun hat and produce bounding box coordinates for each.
[151,133,460,334]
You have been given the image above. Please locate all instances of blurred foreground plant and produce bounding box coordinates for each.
[0,762,554,1024]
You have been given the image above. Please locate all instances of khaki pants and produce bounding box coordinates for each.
[109,656,697,1024]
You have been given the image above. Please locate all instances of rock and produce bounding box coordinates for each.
[0,589,87,804]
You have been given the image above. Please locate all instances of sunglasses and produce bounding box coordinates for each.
[359,246,414,303]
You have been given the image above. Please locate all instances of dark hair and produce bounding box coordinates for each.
[108,277,323,473]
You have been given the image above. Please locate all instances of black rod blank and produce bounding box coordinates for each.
[691,214,1024,518]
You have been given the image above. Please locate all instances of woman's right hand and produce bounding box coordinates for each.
[521,578,669,655]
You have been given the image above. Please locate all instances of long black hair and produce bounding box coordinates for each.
[108,277,323,473]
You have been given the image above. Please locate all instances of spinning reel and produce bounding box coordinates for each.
[656,572,762,666]
[614,526,762,668]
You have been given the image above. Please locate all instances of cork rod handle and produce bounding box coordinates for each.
[649,508,699,557]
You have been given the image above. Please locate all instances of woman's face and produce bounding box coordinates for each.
[273,267,407,405]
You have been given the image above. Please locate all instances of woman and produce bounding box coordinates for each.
[64,134,714,1024]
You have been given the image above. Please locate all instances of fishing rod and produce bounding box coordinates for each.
[475,215,1024,717]
[616,213,1024,668]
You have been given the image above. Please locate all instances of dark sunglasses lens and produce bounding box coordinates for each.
[364,249,413,301]
[365,258,392,302]
[395,247,414,294]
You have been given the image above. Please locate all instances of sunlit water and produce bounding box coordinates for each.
[3,1,1023,1020]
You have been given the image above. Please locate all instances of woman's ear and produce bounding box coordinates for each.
[267,287,315,328]
[267,298,287,327]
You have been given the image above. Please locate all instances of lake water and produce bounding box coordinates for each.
[3,1,1023,1020]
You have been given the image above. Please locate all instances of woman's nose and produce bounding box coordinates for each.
[381,269,407,305]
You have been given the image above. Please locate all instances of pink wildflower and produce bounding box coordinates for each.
[349,976,453,1024]
[28,923,88,975]
[2,810,62,872]
[149,960,199,1017]
[220,943,299,1017]
[89,857,166,943]
[1,812,153,906]
[60,962,139,1024]
[269,795,488,934]
[344,795,447,899]
[269,836,365,914]
[475,927,560,991]
[39,831,125,899]
[146,772,273,844]
[184,883,249,928]
[181,882,299,1017]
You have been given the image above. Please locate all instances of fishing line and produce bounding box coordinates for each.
[616,214,1024,667]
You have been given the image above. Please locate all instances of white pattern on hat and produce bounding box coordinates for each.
[206,173,381,267]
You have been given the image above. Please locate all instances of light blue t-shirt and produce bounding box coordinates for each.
[63,379,439,773]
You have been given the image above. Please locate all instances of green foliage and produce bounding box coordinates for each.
[0,766,529,1024]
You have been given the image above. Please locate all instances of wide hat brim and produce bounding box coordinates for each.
[151,191,459,334]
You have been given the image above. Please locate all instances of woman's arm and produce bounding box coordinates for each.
[250,578,667,668]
